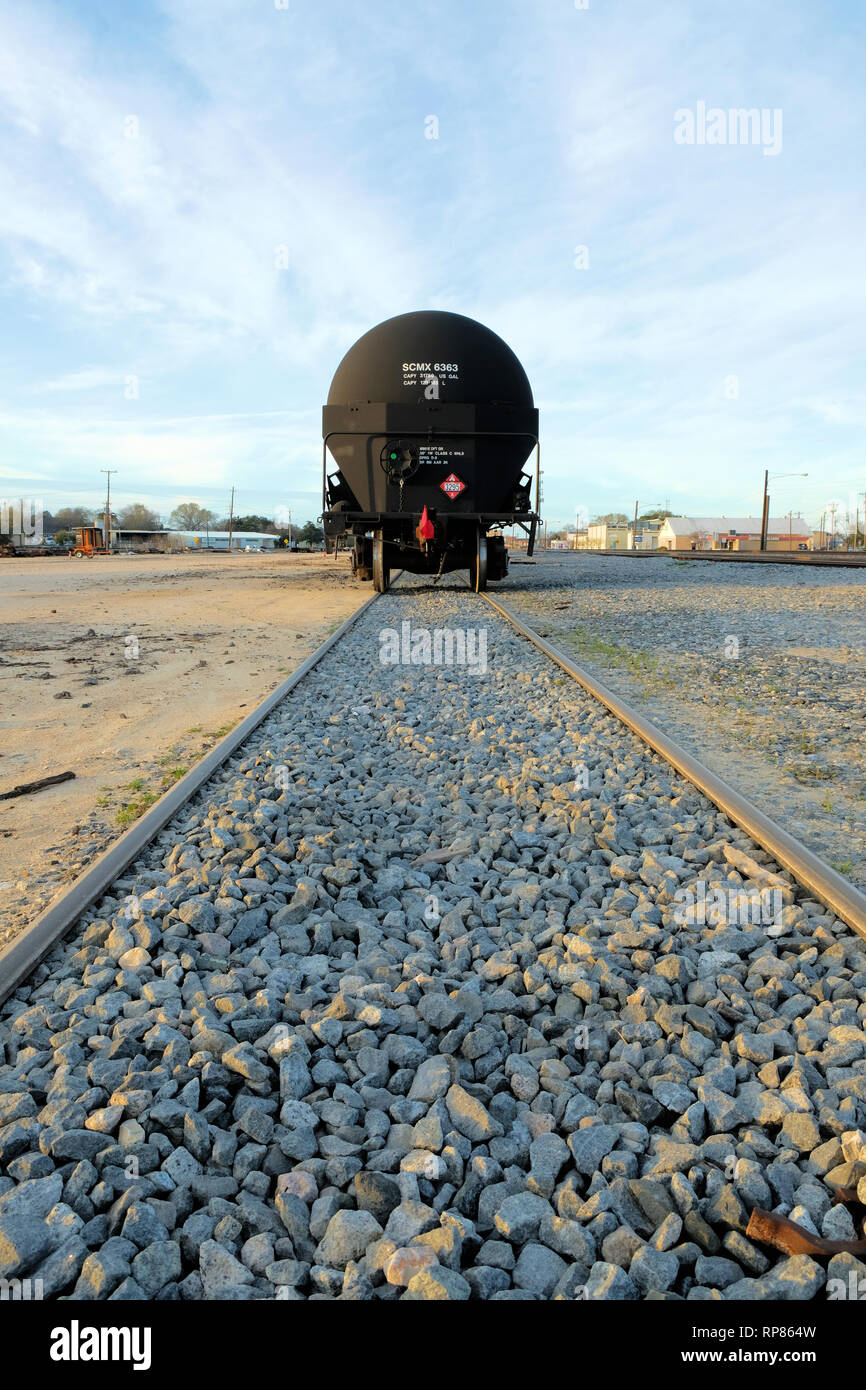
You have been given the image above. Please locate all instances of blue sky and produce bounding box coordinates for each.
[1,0,864,531]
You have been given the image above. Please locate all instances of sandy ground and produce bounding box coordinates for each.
[0,551,366,943]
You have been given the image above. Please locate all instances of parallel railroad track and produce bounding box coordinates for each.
[586,550,866,568]
[3,578,864,1000]
[2,574,865,1303]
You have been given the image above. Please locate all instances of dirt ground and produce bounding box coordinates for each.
[0,551,366,944]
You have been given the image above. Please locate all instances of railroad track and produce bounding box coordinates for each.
[588,549,866,568]
[2,576,865,1303]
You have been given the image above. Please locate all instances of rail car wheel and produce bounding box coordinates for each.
[352,536,373,581]
[469,530,488,593]
[372,534,390,593]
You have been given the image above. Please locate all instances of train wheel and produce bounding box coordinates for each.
[352,537,373,581]
[470,530,488,592]
[372,534,390,593]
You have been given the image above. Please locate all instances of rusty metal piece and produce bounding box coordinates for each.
[746,1206,866,1258]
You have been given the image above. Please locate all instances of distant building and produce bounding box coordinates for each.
[809,529,847,551]
[586,521,629,549]
[177,530,278,551]
[112,529,279,552]
[628,519,663,551]
[657,516,810,552]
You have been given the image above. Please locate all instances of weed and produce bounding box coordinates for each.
[562,625,663,689]
[116,790,159,826]
[786,763,837,783]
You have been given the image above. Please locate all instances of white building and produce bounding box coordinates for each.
[657,516,810,552]
[178,530,278,551]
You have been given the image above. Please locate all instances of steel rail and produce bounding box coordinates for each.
[583,549,866,567]
[5,569,864,1008]
[0,590,383,1005]
[480,589,866,940]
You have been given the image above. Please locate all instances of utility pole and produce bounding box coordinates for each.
[632,499,639,551]
[227,487,235,554]
[760,469,770,551]
[101,470,116,552]
[787,511,792,549]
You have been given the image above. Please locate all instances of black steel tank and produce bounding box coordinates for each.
[321,310,539,592]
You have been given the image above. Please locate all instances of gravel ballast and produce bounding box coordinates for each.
[502,552,866,889]
[1,578,865,1301]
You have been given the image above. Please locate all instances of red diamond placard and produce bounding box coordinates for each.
[439,472,466,499]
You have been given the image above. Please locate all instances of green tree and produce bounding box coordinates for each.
[216,514,278,532]
[169,502,218,531]
[299,521,324,544]
[593,513,629,525]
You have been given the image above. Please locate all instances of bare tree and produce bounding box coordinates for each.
[118,503,163,530]
[169,502,218,531]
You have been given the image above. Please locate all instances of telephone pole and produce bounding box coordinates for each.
[101,470,116,551]
[227,487,235,554]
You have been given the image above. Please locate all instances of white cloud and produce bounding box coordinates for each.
[41,368,128,392]
[0,0,863,527]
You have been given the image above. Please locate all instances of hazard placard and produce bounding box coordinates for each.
[439,473,466,499]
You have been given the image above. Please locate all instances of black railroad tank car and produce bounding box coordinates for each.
[321,310,539,591]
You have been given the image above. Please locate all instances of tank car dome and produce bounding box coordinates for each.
[326,310,534,408]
